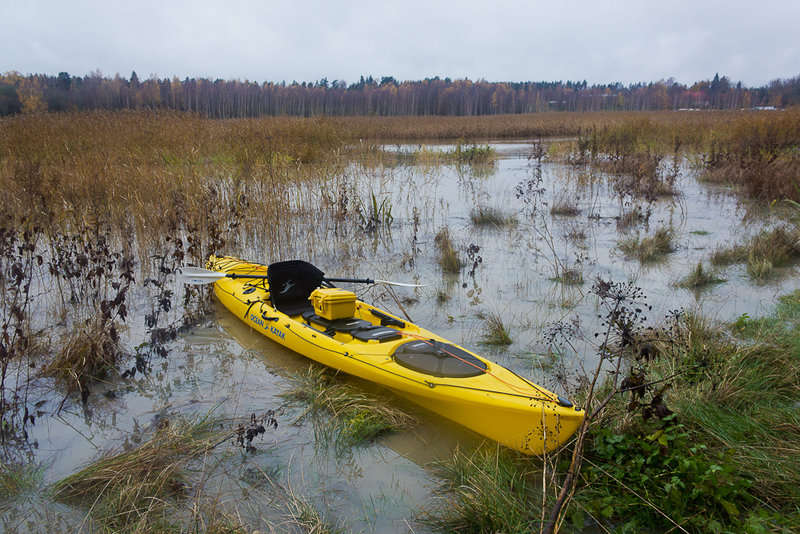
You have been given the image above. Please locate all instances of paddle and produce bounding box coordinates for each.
[177,266,428,288]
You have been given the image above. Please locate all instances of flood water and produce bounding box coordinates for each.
[5,140,798,532]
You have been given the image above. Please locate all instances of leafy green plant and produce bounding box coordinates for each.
[356,190,393,233]
[573,420,756,533]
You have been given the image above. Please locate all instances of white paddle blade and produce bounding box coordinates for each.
[373,279,430,288]
[178,267,227,285]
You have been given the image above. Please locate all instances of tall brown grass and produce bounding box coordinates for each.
[561,109,800,202]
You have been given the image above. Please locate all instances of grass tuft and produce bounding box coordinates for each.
[550,192,581,216]
[470,205,516,227]
[617,226,676,263]
[280,366,414,452]
[434,227,463,274]
[479,312,513,346]
[422,446,541,533]
[616,205,647,231]
[0,462,46,498]
[675,261,726,289]
[551,266,584,286]
[450,143,497,164]
[43,317,124,398]
[710,226,800,280]
[53,414,227,531]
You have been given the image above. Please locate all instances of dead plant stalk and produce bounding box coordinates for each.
[543,296,626,534]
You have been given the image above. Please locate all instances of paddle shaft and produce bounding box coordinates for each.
[178,266,425,287]
[213,273,376,284]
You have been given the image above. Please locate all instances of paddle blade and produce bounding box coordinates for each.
[178,267,226,285]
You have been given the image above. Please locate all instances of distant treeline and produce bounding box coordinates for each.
[2,70,799,118]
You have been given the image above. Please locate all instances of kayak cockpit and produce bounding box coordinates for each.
[266,259,406,344]
[393,339,488,378]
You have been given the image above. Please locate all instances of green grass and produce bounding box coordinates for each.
[571,294,800,531]
[421,446,543,533]
[0,463,46,498]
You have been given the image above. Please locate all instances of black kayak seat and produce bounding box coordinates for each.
[392,339,487,378]
[267,260,325,316]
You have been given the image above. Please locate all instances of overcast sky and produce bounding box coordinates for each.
[4,0,798,87]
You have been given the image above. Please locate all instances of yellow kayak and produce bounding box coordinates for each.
[205,255,584,455]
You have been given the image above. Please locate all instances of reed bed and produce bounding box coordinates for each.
[3,109,800,531]
[338,111,740,142]
[556,109,800,202]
